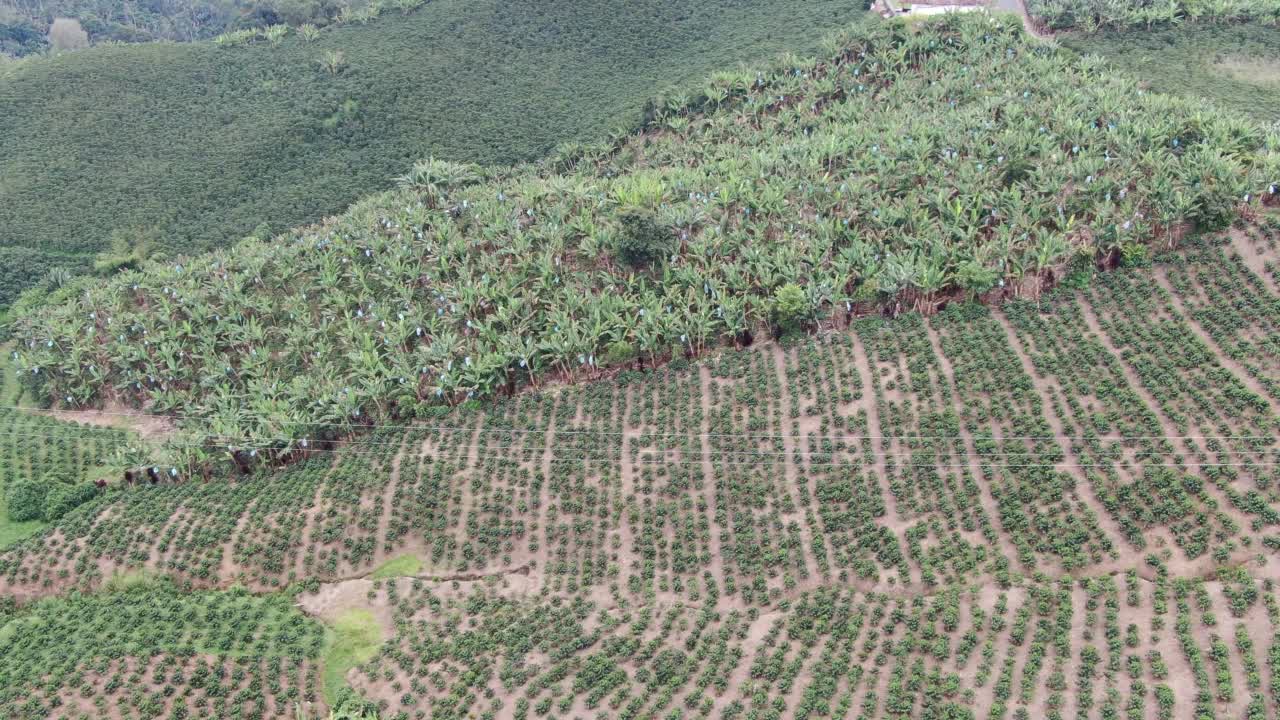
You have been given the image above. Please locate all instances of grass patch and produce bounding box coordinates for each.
[1214,56,1280,87]
[369,554,421,580]
[0,512,44,550]
[102,568,161,591]
[1063,23,1280,123]
[322,609,383,704]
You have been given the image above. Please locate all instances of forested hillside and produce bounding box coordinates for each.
[1,0,240,53]
[0,0,868,305]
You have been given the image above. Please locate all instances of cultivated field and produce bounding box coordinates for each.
[1,217,1277,719]
[3,11,1280,720]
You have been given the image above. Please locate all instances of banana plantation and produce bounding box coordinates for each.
[10,13,1280,475]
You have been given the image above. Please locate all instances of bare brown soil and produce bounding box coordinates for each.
[41,399,176,440]
[1229,226,1280,295]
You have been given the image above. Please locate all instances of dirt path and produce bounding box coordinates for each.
[39,401,176,441]
[1146,600,1193,718]
[294,481,329,580]
[995,0,1049,39]
[849,332,909,531]
[923,319,1021,565]
[990,307,1128,557]
[1075,296,1259,562]
[371,438,408,565]
[1228,227,1280,297]
[452,414,486,555]
[1154,267,1280,415]
[616,385,639,580]
[697,365,730,591]
[216,505,254,584]
[782,346,835,577]
[533,396,558,580]
[1078,297,1209,458]
[769,342,818,582]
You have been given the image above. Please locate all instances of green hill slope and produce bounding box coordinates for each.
[13,13,1279,475]
[0,0,870,305]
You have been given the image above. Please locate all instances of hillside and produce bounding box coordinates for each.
[6,10,1280,720]
[12,13,1278,474]
[2,217,1279,717]
[0,0,870,306]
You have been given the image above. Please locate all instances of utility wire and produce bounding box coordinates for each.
[0,423,1274,462]
[9,406,1277,443]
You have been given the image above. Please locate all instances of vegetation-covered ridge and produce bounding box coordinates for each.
[13,13,1280,473]
[1028,0,1280,32]
[0,0,869,306]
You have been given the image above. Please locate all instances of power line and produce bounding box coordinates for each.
[5,424,1271,462]
[2,421,1276,465]
[133,441,1280,470]
[11,406,1278,443]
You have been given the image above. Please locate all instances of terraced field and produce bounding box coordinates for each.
[1,216,1277,719]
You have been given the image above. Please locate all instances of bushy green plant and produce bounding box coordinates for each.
[602,339,637,366]
[5,477,48,521]
[43,481,101,521]
[771,283,808,335]
[616,209,672,268]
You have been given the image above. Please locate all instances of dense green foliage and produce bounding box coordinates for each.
[1063,23,1280,125]
[3,476,45,521]
[41,478,99,520]
[0,10,46,56]
[772,282,809,335]
[4,467,99,522]
[615,209,672,268]
[0,0,869,306]
[0,579,324,718]
[1028,0,1280,31]
[13,13,1279,472]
